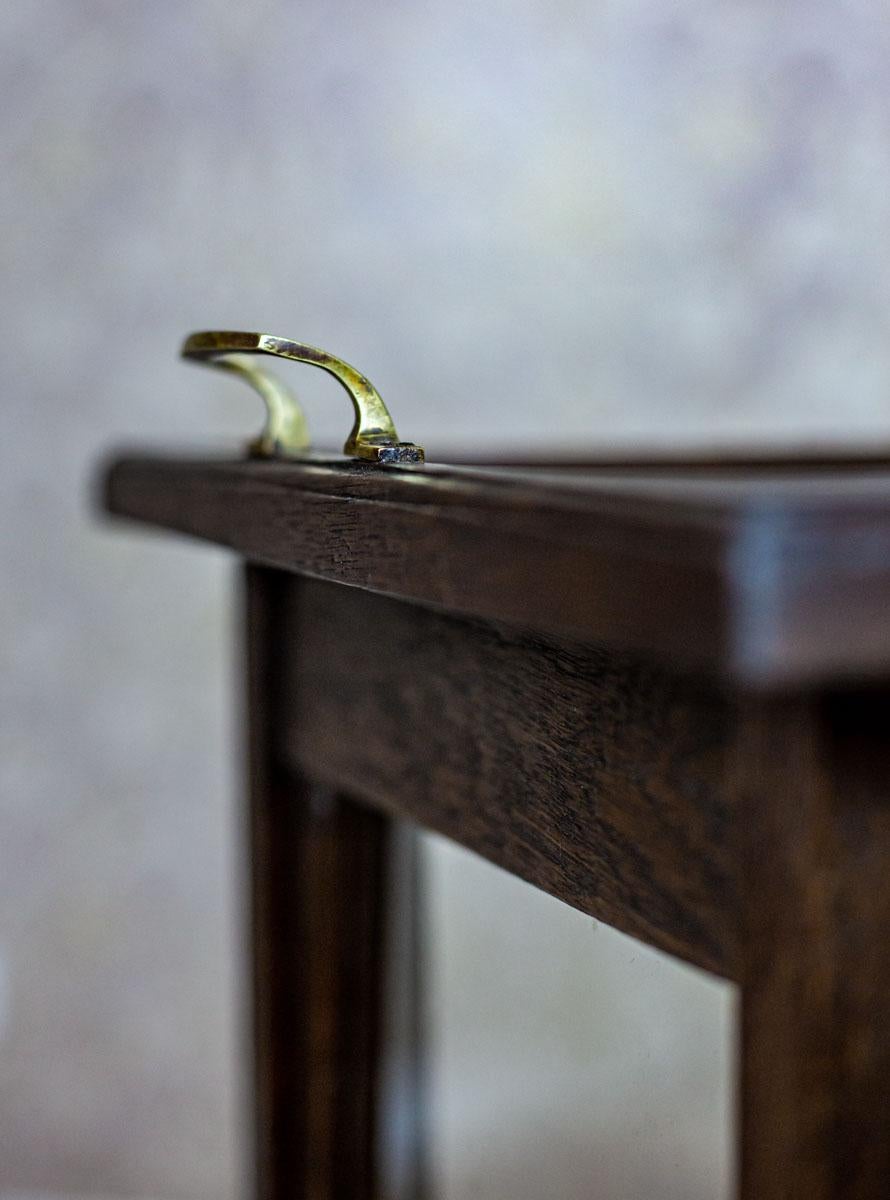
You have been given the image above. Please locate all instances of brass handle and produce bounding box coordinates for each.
[182,331,424,464]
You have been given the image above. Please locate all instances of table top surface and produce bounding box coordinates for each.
[103,449,890,688]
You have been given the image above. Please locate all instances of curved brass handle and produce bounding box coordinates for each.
[193,350,311,458]
[182,331,424,464]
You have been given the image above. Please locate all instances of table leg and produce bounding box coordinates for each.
[244,566,424,1200]
[737,692,890,1200]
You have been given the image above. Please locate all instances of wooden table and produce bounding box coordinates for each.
[104,452,890,1200]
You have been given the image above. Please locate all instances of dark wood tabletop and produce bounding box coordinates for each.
[105,451,890,687]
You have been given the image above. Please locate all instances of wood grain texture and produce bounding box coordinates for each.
[101,450,890,1199]
[104,452,890,685]
[246,566,423,1200]
[278,575,737,979]
[105,453,728,673]
[736,692,890,1200]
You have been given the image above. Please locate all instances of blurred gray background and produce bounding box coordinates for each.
[6,0,889,1195]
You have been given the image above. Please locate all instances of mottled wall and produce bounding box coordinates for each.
[3,0,885,1196]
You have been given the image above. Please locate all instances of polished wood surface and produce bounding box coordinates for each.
[246,566,424,1199]
[103,449,890,1200]
[281,575,735,979]
[105,452,890,685]
[735,692,890,1200]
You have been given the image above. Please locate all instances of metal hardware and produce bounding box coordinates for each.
[186,347,310,458]
[182,331,425,465]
